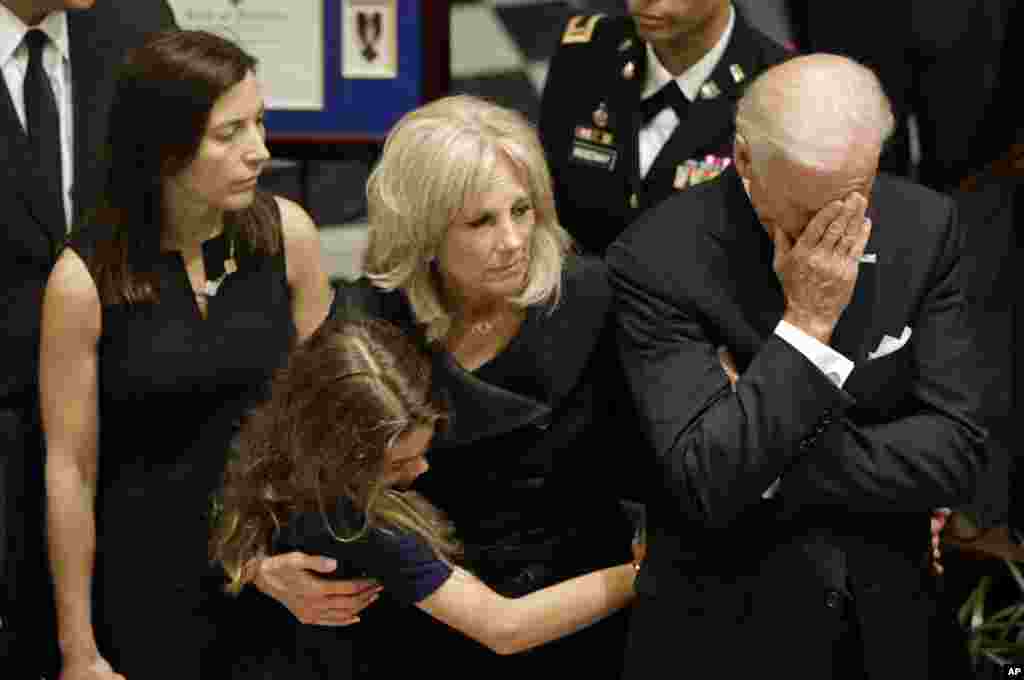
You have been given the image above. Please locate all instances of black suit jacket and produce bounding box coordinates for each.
[539,10,789,254]
[0,0,176,669]
[607,166,987,678]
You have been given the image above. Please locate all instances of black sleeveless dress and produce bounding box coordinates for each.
[68,196,295,679]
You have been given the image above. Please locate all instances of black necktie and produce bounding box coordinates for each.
[640,81,689,126]
[24,29,65,230]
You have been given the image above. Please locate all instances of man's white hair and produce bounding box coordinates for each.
[735,54,895,171]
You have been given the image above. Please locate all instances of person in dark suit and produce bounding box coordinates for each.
[608,54,988,678]
[0,0,176,673]
[539,1,790,254]
[786,0,1011,192]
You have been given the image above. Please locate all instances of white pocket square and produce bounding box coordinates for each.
[868,326,912,360]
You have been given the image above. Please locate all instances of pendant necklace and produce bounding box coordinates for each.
[469,318,496,335]
[194,238,237,301]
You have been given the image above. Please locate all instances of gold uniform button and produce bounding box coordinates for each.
[629,193,639,209]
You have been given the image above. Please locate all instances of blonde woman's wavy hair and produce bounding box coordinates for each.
[364,95,573,341]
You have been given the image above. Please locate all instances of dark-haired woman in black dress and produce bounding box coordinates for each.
[39,31,333,680]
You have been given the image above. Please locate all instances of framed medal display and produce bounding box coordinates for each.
[169,0,449,151]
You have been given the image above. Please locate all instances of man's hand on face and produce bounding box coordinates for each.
[772,192,871,346]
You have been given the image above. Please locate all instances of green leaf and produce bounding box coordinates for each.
[980,650,1009,666]
[972,576,993,630]
[1006,559,1024,595]
[986,603,1024,624]
[1003,605,1024,641]
[960,576,990,628]
[969,634,983,659]
[977,641,1024,654]
[971,621,1017,634]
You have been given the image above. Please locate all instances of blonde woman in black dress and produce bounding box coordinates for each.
[321,95,646,678]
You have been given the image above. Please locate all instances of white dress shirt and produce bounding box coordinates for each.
[0,6,74,230]
[638,3,735,179]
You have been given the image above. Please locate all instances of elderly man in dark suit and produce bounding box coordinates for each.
[0,0,176,673]
[539,1,790,254]
[608,54,987,679]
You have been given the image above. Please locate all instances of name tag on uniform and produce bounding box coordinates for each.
[570,140,617,171]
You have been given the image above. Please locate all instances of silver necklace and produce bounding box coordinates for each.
[194,240,237,300]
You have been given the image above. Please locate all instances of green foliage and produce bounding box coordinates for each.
[960,559,1024,669]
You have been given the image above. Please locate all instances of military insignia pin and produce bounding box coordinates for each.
[562,15,604,44]
[622,61,635,80]
[592,102,610,129]
[673,161,698,190]
[618,38,633,52]
[729,64,746,84]
[699,81,721,100]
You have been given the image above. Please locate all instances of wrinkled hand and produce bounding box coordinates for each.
[718,347,739,390]
[59,654,124,680]
[253,551,382,625]
[774,193,871,345]
[929,508,952,576]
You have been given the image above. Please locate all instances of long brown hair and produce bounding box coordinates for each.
[212,317,459,594]
[84,30,282,306]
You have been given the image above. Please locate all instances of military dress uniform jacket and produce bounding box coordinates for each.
[539,11,789,255]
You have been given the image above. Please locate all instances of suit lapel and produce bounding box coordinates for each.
[829,204,882,363]
[372,290,552,449]
[0,63,29,169]
[431,350,552,448]
[610,36,646,198]
[643,10,760,195]
[0,63,66,255]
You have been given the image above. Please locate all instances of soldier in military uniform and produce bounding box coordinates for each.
[539,1,790,254]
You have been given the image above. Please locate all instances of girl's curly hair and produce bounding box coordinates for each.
[211,316,458,593]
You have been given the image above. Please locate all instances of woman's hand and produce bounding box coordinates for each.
[59,654,124,680]
[252,551,382,625]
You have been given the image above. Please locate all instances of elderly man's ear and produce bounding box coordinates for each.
[733,133,754,183]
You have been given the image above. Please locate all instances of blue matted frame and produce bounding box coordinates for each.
[266,0,449,147]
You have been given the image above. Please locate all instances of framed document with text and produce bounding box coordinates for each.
[167,0,449,151]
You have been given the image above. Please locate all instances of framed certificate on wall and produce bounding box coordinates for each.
[167,0,449,151]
